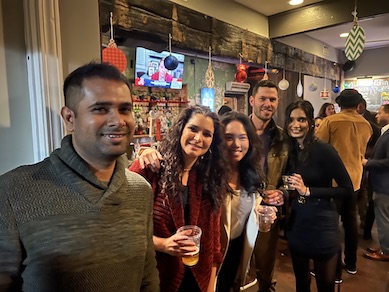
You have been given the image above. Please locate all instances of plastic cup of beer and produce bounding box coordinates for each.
[258,206,275,233]
[177,225,202,267]
[282,175,295,190]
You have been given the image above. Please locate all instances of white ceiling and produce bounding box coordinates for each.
[234,0,323,17]
[234,0,389,50]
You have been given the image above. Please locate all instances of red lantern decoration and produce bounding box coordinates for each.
[235,63,247,82]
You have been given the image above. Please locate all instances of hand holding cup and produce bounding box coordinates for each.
[262,188,284,206]
[176,225,202,267]
[256,206,277,232]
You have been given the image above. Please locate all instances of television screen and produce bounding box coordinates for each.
[134,47,185,89]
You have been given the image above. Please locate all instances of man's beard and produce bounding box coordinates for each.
[255,108,273,122]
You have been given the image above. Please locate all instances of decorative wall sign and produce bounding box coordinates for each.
[345,10,365,61]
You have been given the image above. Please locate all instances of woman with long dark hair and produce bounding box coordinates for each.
[317,102,335,119]
[130,105,229,292]
[283,100,353,292]
[216,112,281,291]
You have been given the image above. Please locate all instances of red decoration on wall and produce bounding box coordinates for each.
[235,70,247,82]
[235,63,247,82]
[102,44,127,73]
[102,12,127,73]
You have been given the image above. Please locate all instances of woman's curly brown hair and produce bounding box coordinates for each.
[158,105,229,211]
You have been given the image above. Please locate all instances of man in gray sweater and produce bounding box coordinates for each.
[0,63,159,291]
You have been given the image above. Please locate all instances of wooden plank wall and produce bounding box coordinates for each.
[99,0,342,81]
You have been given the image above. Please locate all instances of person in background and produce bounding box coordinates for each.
[314,117,323,134]
[357,98,378,125]
[129,105,228,292]
[0,62,159,291]
[217,112,282,291]
[317,102,335,119]
[363,104,389,261]
[249,79,289,292]
[151,58,173,82]
[284,100,353,292]
[356,98,381,240]
[218,105,233,117]
[316,89,372,275]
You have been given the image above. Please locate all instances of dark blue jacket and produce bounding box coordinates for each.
[366,130,389,195]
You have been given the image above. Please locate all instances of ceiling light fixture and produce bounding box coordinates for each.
[340,33,349,38]
[289,0,304,5]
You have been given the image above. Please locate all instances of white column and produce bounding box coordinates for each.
[23,0,64,162]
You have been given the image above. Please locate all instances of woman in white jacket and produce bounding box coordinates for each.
[217,112,282,291]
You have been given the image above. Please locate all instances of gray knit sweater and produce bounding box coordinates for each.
[0,135,159,291]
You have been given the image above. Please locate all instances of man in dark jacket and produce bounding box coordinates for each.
[250,80,288,292]
[363,104,389,261]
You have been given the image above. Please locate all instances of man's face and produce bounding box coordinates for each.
[62,77,135,167]
[376,106,389,125]
[249,86,279,122]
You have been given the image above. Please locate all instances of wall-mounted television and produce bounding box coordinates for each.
[134,47,185,89]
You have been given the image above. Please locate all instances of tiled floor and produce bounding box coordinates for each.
[274,224,389,292]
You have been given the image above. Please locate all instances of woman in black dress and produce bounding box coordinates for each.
[283,100,353,292]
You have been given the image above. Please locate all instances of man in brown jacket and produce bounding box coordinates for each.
[316,89,372,275]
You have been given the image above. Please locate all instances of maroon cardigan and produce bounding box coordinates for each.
[130,160,223,292]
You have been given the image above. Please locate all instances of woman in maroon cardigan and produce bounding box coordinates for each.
[130,105,228,292]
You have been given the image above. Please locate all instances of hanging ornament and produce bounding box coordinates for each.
[102,12,127,73]
[263,61,269,80]
[333,80,340,93]
[164,34,178,70]
[309,82,318,92]
[235,53,247,82]
[308,76,317,92]
[278,69,289,90]
[345,5,365,61]
[297,71,303,97]
[205,46,215,88]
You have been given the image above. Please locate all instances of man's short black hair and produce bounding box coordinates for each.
[63,62,131,111]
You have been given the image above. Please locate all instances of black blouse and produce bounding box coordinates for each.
[286,140,353,258]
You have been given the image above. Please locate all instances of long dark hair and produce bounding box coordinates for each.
[221,112,265,193]
[317,102,334,118]
[158,105,228,211]
[284,100,317,170]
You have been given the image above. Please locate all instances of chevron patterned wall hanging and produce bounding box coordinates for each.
[345,7,366,61]
[345,25,365,61]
